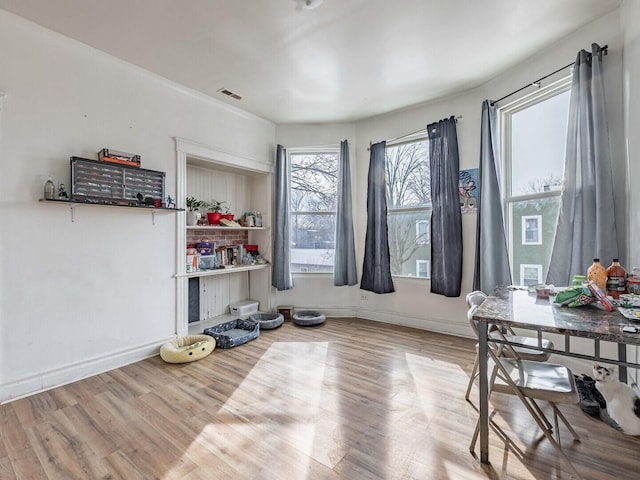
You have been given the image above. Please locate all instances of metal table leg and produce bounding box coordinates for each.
[619,343,628,383]
[478,319,489,463]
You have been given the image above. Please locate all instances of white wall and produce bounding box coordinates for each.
[277,10,626,338]
[0,10,275,402]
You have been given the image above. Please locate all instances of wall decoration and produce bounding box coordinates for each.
[459,168,479,213]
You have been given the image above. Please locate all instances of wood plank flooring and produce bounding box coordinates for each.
[1,318,639,479]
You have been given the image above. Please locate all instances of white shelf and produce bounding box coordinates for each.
[40,198,182,224]
[186,225,267,230]
[176,263,269,278]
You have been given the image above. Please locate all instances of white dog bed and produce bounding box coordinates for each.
[160,335,215,363]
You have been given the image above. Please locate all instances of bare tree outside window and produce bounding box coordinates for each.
[385,139,431,277]
[289,151,338,272]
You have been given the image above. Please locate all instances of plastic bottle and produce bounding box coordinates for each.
[606,259,626,299]
[43,177,56,200]
[587,258,607,291]
[572,275,586,286]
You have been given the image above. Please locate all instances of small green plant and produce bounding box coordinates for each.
[186,196,205,212]
[207,199,227,212]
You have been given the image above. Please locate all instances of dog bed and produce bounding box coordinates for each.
[292,310,326,326]
[249,312,284,330]
[203,318,260,348]
[160,335,215,363]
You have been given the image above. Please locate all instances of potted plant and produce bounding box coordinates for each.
[206,199,226,225]
[186,196,205,226]
[221,203,234,222]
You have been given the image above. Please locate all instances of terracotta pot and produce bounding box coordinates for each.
[207,212,222,225]
[221,213,234,222]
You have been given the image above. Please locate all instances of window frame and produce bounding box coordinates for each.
[385,132,432,279]
[287,146,340,275]
[500,75,572,281]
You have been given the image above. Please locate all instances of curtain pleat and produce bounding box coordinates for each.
[429,117,463,297]
[272,144,293,290]
[546,43,618,286]
[334,140,358,286]
[473,101,512,293]
[361,141,395,294]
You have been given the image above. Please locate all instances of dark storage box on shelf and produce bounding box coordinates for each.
[70,157,165,206]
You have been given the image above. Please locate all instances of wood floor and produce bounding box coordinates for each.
[1,318,639,480]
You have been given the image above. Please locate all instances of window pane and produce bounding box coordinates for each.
[291,213,335,273]
[385,141,430,208]
[290,153,338,212]
[289,151,338,273]
[510,90,570,195]
[385,138,431,278]
[388,210,431,277]
[509,197,560,284]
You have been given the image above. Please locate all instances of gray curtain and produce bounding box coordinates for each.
[473,101,512,293]
[429,117,463,297]
[361,141,394,294]
[272,144,293,290]
[546,43,618,286]
[334,140,358,286]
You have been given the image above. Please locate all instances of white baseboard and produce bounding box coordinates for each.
[355,307,471,338]
[291,305,471,338]
[0,336,174,404]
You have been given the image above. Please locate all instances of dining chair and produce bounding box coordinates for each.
[468,305,581,479]
[464,290,555,403]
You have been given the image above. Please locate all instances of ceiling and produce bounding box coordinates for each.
[0,0,621,124]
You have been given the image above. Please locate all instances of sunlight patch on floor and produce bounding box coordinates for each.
[163,341,333,479]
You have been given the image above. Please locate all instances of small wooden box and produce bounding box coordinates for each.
[277,305,294,322]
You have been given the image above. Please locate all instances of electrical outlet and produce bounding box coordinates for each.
[360,293,368,301]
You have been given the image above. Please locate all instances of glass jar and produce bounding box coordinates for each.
[254,211,263,227]
[43,177,56,200]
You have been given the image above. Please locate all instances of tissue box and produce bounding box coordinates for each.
[229,300,259,317]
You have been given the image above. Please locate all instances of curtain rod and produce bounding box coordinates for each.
[368,115,462,150]
[491,44,608,106]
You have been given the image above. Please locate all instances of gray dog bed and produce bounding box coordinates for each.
[249,313,284,330]
[203,318,259,348]
[292,310,326,326]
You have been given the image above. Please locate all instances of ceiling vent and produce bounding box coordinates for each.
[218,88,242,100]
[293,0,324,10]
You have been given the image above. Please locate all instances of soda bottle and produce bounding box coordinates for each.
[606,259,626,299]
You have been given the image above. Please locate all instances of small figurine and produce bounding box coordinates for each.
[166,195,176,209]
[58,183,69,199]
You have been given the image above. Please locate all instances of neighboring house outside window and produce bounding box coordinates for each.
[520,264,543,287]
[385,135,431,278]
[416,220,429,245]
[522,215,542,245]
[500,77,571,285]
[416,260,430,278]
[288,148,339,273]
